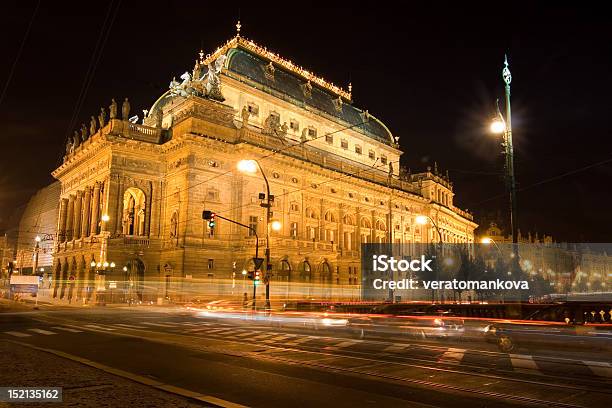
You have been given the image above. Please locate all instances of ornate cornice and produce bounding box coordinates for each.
[203,36,352,101]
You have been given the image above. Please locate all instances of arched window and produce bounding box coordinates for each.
[123,187,146,236]
[361,217,371,229]
[299,261,311,282]
[324,211,336,222]
[277,260,291,281]
[320,262,332,283]
[305,207,318,219]
[343,214,355,225]
[375,219,387,231]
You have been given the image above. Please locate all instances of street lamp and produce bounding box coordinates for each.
[238,159,273,310]
[481,236,502,257]
[490,55,519,262]
[271,220,282,232]
[416,214,443,303]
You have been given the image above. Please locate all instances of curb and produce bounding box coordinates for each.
[8,340,248,408]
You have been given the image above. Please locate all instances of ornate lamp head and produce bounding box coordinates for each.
[502,54,512,85]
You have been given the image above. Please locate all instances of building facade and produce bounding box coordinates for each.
[51,33,477,304]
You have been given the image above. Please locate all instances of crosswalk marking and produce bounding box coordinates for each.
[83,324,115,331]
[140,322,177,328]
[4,331,31,337]
[324,340,359,350]
[52,326,83,333]
[584,361,612,378]
[250,333,273,340]
[262,335,295,343]
[510,354,539,372]
[382,343,410,352]
[284,336,315,346]
[114,324,147,329]
[27,329,56,335]
[234,331,258,338]
[439,348,465,363]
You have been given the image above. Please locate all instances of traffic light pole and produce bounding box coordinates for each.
[202,211,260,309]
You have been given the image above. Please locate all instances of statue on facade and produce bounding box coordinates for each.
[80,123,88,142]
[169,73,193,97]
[241,106,250,127]
[155,108,163,128]
[90,116,97,135]
[122,98,130,120]
[73,130,80,148]
[280,122,288,137]
[65,138,73,155]
[98,107,106,128]
[203,55,227,101]
[109,98,117,119]
[300,128,308,143]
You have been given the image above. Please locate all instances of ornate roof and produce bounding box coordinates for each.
[213,36,394,145]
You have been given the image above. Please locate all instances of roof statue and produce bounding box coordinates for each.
[168,55,227,102]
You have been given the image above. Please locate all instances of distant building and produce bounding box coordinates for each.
[14,182,60,276]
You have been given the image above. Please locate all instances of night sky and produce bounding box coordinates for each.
[1,3,610,241]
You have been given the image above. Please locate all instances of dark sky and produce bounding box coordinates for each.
[1,2,610,241]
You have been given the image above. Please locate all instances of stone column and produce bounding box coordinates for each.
[73,190,83,240]
[66,195,75,241]
[58,198,68,243]
[338,204,345,250]
[81,187,91,238]
[90,182,101,235]
[144,181,152,236]
[114,176,124,235]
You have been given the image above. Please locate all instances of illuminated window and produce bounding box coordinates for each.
[248,216,258,236]
[290,222,298,238]
[290,119,299,131]
[207,259,214,269]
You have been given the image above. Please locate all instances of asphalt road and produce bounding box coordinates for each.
[1,306,610,408]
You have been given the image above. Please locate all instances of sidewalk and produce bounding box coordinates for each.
[0,341,209,407]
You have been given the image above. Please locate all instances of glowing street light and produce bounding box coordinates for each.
[415,215,428,226]
[237,159,258,174]
[101,214,110,222]
[271,220,282,231]
[481,237,494,244]
[490,119,506,134]
[34,235,42,243]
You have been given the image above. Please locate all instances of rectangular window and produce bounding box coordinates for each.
[341,139,348,149]
[290,119,299,131]
[368,150,375,160]
[308,226,316,240]
[380,155,387,165]
[206,190,219,201]
[247,103,259,116]
[290,203,299,212]
[355,145,362,155]
[248,216,258,236]
[308,127,317,138]
[207,259,214,269]
[270,111,280,122]
[290,222,298,238]
[325,134,333,144]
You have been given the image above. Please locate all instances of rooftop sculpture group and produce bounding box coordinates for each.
[169,53,227,102]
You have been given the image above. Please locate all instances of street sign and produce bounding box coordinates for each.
[252,257,264,270]
[108,281,117,289]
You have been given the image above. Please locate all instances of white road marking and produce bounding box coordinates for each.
[4,331,31,337]
[83,324,115,331]
[114,324,147,329]
[52,326,83,333]
[510,354,539,372]
[439,348,466,364]
[324,340,359,350]
[284,336,316,346]
[261,335,295,343]
[383,343,410,352]
[27,329,56,335]
[140,322,178,328]
[584,361,612,378]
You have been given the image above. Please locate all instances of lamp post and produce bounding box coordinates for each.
[481,237,502,255]
[416,214,443,302]
[490,55,519,262]
[238,159,275,310]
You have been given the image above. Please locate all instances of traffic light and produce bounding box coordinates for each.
[208,213,216,229]
[254,270,261,283]
[247,271,254,280]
